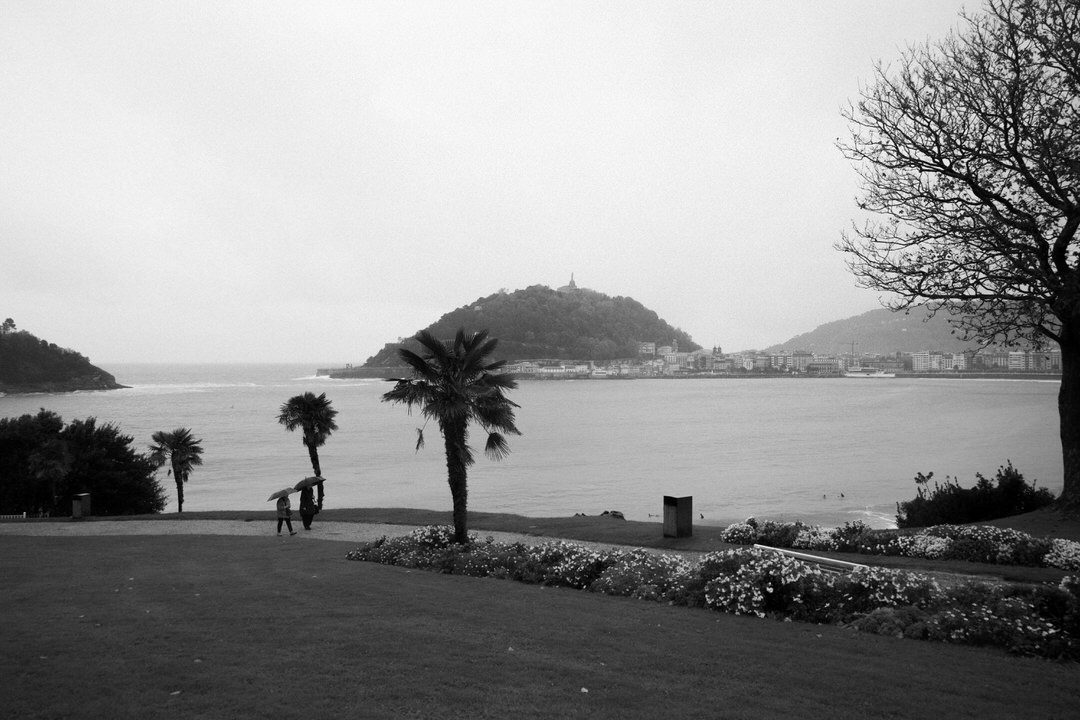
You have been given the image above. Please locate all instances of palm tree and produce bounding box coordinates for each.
[277,392,338,508]
[148,428,204,513]
[382,328,520,544]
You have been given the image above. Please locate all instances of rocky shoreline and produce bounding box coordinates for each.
[0,371,127,395]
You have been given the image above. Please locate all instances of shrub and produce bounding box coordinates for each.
[791,526,838,551]
[841,566,944,612]
[853,606,930,639]
[756,520,805,548]
[938,526,1035,565]
[702,549,824,618]
[719,522,758,545]
[591,549,693,601]
[895,534,951,559]
[896,462,1055,528]
[831,520,874,552]
[1045,539,1080,571]
[925,597,1076,659]
[543,544,618,589]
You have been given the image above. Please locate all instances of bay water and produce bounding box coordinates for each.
[0,364,1061,529]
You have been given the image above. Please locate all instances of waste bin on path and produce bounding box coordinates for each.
[663,495,692,538]
[72,493,90,519]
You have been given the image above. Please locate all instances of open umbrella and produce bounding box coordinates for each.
[266,487,296,502]
[294,476,326,492]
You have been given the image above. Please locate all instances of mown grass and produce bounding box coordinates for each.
[4,533,1079,719]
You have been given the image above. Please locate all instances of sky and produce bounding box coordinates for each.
[1,1,974,364]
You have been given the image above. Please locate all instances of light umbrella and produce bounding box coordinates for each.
[266,487,296,502]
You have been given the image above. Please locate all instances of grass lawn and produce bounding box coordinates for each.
[4,532,1079,719]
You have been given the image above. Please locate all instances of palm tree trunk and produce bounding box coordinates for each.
[174,476,184,513]
[443,422,469,544]
[305,439,324,508]
[305,439,321,477]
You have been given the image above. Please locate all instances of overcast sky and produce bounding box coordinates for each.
[2,1,972,364]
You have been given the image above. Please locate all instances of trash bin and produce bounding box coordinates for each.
[663,495,692,538]
[72,493,91,519]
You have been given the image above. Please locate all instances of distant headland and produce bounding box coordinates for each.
[316,287,1061,381]
[0,319,125,394]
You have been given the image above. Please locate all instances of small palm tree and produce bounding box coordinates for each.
[148,428,204,513]
[382,328,520,544]
[277,392,338,507]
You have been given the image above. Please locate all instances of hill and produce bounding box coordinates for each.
[0,325,124,394]
[361,284,700,368]
[761,307,983,356]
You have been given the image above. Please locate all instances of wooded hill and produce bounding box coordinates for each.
[362,284,700,367]
[760,307,983,356]
[0,328,123,394]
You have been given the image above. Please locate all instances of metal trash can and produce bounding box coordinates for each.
[663,495,692,538]
[72,493,91,519]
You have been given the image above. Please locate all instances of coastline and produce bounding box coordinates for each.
[318,366,1062,382]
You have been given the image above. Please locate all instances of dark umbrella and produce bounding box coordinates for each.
[266,487,296,502]
[294,476,326,492]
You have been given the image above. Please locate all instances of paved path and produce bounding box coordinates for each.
[0,519,645,555]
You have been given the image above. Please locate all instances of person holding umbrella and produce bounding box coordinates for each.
[294,476,325,531]
[268,487,297,536]
[298,485,317,530]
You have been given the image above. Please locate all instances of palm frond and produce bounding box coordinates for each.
[484,432,511,461]
[475,402,521,436]
[415,330,454,367]
[398,348,440,381]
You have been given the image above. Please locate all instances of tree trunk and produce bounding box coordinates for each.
[443,422,469,544]
[305,441,324,508]
[1058,320,1080,509]
[305,440,321,477]
[174,476,184,513]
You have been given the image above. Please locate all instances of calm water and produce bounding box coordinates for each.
[0,364,1062,528]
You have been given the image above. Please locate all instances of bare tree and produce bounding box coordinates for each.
[838,0,1080,504]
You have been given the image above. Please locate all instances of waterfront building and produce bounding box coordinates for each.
[791,351,813,373]
[806,357,841,375]
[1009,350,1030,371]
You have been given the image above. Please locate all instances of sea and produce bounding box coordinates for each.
[0,363,1063,529]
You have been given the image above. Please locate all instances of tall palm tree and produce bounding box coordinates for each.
[148,427,204,513]
[382,328,520,544]
[277,391,338,508]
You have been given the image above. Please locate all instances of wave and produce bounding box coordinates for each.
[123,382,262,394]
[848,507,897,529]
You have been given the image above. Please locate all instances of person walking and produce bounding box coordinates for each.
[299,485,318,530]
[276,494,297,536]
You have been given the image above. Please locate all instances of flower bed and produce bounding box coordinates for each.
[718,518,1080,571]
[347,525,1080,660]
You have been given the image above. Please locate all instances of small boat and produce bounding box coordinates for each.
[844,367,896,378]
